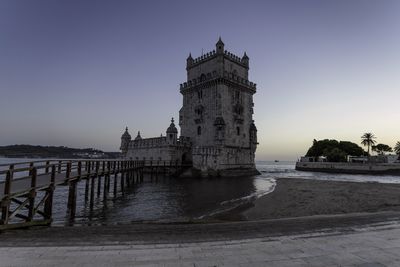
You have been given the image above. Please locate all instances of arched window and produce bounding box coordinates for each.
[236,127,240,136]
[197,126,201,135]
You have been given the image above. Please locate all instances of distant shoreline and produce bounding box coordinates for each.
[0,145,120,159]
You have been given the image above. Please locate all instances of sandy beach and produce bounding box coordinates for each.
[241,178,400,220]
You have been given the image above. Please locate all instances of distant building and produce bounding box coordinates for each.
[120,39,259,176]
[299,156,327,163]
[347,156,368,163]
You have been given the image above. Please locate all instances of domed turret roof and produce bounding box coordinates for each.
[121,127,131,140]
[166,118,178,133]
[134,131,142,141]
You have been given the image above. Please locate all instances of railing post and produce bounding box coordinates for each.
[0,166,14,225]
[66,162,77,219]
[27,166,37,222]
[103,161,108,200]
[113,161,118,197]
[120,161,125,193]
[90,161,95,210]
[44,160,49,174]
[77,161,82,178]
[44,165,56,221]
[126,161,130,186]
[58,160,62,173]
[96,161,101,197]
[107,161,111,192]
[85,161,90,202]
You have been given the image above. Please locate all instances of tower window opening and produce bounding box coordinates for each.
[236,127,240,136]
[197,126,201,135]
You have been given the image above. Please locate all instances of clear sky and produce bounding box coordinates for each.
[1,0,399,160]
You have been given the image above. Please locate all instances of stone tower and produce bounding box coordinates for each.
[179,38,258,175]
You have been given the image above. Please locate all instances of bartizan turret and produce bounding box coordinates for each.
[120,127,131,156]
[166,118,178,145]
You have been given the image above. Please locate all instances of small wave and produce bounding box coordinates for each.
[197,177,276,219]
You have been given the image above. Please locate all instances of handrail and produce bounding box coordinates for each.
[0,158,131,168]
[0,159,190,182]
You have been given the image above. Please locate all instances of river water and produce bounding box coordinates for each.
[1,158,400,226]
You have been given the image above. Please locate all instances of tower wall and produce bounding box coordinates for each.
[179,40,258,175]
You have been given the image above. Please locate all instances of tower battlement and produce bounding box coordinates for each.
[187,49,249,69]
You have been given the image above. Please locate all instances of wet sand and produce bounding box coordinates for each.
[241,178,400,220]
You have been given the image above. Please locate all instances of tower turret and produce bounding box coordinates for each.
[134,131,142,141]
[166,118,178,145]
[216,37,224,54]
[242,52,249,68]
[120,127,131,155]
[186,53,194,69]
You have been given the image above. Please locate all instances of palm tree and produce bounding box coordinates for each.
[394,141,400,159]
[361,132,376,156]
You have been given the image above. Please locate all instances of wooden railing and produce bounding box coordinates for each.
[0,159,190,230]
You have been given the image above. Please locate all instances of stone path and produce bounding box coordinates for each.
[1,222,400,266]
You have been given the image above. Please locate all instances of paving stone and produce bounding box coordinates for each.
[2,224,400,266]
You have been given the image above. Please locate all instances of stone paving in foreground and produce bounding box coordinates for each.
[1,223,400,267]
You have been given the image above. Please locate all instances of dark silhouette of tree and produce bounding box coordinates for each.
[371,143,393,155]
[361,133,376,156]
[394,141,400,160]
[305,139,364,162]
[324,147,347,162]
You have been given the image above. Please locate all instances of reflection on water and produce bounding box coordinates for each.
[50,173,275,225]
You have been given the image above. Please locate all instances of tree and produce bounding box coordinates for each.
[305,139,364,161]
[361,133,376,156]
[338,141,364,156]
[371,143,393,155]
[394,141,400,159]
[324,147,347,162]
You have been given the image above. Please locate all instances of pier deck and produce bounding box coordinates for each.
[0,159,189,230]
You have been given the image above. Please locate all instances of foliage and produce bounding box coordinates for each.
[324,147,347,162]
[394,142,400,159]
[371,143,393,155]
[305,139,364,162]
[306,139,364,157]
[361,132,376,156]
